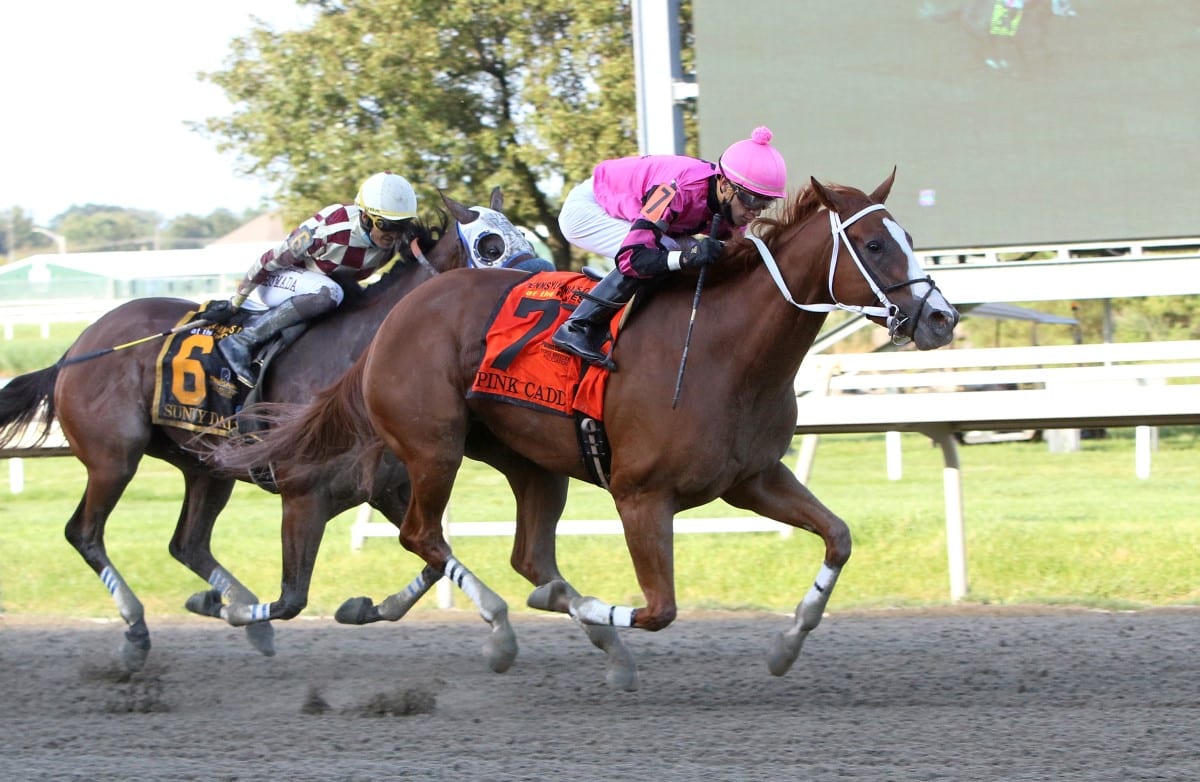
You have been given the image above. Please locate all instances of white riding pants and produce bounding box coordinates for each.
[558,178,689,266]
[243,269,344,313]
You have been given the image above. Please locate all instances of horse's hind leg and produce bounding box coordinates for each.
[173,470,275,656]
[503,459,639,691]
[401,465,518,672]
[333,484,443,625]
[366,361,517,671]
[722,461,851,677]
[349,447,517,672]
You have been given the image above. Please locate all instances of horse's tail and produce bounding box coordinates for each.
[0,362,61,450]
[214,358,384,491]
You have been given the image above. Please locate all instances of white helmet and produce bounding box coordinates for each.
[355,172,418,228]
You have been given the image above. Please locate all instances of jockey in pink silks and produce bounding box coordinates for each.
[552,126,788,370]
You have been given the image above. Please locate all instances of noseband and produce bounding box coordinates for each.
[747,203,936,344]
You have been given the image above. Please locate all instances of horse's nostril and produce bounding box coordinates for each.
[930,310,958,328]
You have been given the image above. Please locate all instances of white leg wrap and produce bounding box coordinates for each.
[220,602,273,626]
[208,566,257,604]
[445,556,498,623]
[569,596,635,627]
[797,563,841,629]
[100,565,144,623]
[377,569,438,621]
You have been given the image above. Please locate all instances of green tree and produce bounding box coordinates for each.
[199,0,695,269]
[1,207,57,262]
[159,209,253,249]
[52,205,161,253]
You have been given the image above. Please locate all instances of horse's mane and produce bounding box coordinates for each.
[715,182,838,276]
[341,212,452,308]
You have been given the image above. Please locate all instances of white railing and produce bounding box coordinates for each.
[349,506,790,551]
[0,298,131,339]
[791,339,1200,601]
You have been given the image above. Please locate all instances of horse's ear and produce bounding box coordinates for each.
[810,176,836,211]
[488,186,503,212]
[440,190,476,224]
[870,167,897,204]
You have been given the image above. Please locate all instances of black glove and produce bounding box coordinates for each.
[196,299,237,324]
[681,237,724,269]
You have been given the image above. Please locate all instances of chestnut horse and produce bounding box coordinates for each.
[0,191,547,672]
[216,172,959,689]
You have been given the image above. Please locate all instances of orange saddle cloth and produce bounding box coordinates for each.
[468,272,618,421]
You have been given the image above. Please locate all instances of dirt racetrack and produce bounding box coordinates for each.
[1,606,1197,781]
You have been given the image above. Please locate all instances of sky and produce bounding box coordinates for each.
[1,1,316,226]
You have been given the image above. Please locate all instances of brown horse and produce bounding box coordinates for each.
[0,190,547,672]
[216,172,959,689]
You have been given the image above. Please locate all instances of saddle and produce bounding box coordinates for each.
[467,273,628,488]
[151,304,304,439]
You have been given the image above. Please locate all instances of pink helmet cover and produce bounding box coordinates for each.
[718,126,788,198]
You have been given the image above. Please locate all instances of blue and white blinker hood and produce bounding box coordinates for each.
[458,206,540,269]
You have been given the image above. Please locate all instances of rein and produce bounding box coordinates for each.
[410,237,439,274]
[746,203,932,344]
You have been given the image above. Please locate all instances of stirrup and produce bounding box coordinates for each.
[219,342,257,388]
[554,337,616,371]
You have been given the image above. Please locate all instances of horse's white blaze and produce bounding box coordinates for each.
[883,218,933,298]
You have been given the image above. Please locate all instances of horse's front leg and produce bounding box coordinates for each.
[723,461,852,676]
[173,472,275,656]
[203,489,333,633]
[559,495,680,638]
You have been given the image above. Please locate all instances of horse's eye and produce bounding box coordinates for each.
[866,240,883,253]
[479,236,504,259]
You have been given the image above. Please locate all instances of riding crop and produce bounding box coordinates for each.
[57,318,213,368]
[671,214,720,408]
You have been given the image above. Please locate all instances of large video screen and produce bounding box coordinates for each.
[694,0,1198,249]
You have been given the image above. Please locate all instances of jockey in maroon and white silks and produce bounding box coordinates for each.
[552,126,789,370]
[235,201,396,313]
[201,171,420,387]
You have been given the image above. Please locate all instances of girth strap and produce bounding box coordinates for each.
[574,414,612,489]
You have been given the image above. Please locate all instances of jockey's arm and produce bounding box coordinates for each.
[231,223,320,309]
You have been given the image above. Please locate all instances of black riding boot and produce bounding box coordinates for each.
[551,268,642,370]
[218,291,336,387]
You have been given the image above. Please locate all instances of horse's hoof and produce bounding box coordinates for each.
[766,629,804,677]
[580,624,638,690]
[483,617,518,673]
[119,625,151,673]
[244,621,276,657]
[606,661,639,691]
[603,637,639,691]
[184,588,223,618]
[335,596,377,625]
[118,641,149,673]
[526,580,572,613]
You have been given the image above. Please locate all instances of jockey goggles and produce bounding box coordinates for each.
[732,184,777,211]
[365,212,412,235]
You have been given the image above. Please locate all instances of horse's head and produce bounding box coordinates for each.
[810,170,958,350]
[442,188,554,273]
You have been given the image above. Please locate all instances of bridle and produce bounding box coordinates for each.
[407,209,535,275]
[747,203,937,345]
